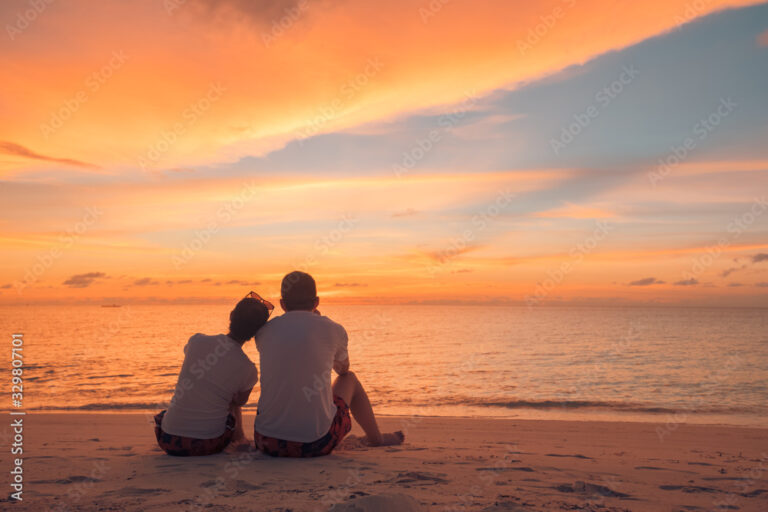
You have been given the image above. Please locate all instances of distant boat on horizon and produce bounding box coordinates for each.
[101,304,121,308]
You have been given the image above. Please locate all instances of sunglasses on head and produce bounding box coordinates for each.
[244,291,275,317]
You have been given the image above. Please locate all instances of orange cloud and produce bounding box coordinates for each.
[1,0,760,173]
[0,141,100,170]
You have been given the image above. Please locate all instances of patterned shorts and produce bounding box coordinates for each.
[154,410,235,456]
[254,395,352,458]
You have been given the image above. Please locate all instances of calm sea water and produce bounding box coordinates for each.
[1,304,767,426]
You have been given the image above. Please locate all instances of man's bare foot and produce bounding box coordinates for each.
[364,431,405,447]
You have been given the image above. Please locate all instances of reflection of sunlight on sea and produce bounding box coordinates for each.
[1,304,766,426]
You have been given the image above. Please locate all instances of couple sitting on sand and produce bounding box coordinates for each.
[153,271,404,458]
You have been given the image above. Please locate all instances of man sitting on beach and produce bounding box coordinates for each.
[253,270,404,457]
[154,294,272,456]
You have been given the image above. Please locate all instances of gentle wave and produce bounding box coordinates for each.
[437,398,767,415]
[27,402,169,411]
[16,398,767,416]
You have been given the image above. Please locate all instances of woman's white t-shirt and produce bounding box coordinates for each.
[161,333,258,439]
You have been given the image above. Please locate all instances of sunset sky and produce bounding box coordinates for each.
[1,0,768,306]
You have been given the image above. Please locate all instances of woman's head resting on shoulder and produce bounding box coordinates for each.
[228,298,270,343]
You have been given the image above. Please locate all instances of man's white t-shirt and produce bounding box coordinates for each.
[254,311,349,443]
[161,333,258,439]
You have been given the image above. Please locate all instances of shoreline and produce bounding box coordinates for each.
[8,408,768,429]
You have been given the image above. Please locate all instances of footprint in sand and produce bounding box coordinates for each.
[329,493,420,512]
[233,479,263,492]
[480,502,531,511]
[545,453,592,460]
[635,466,696,474]
[390,471,449,485]
[104,487,171,497]
[659,484,721,494]
[199,479,262,493]
[157,465,185,470]
[476,467,533,473]
[31,475,102,485]
[555,481,630,498]
[97,446,134,451]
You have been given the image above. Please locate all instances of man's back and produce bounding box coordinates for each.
[254,311,348,442]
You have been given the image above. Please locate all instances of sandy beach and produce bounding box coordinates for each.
[2,413,766,511]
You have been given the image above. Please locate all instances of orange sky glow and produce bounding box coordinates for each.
[2,0,767,306]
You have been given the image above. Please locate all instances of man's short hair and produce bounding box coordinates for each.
[281,271,317,311]
[229,298,269,341]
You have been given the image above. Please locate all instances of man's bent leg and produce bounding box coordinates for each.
[332,371,404,447]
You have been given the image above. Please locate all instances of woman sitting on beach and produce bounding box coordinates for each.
[153,293,273,456]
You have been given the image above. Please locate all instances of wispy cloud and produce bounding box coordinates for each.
[133,277,160,286]
[423,245,481,264]
[63,272,107,288]
[334,282,368,288]
[673,278,699,286]
[0,141,100,169]
[166,279,195,285]
[225,279,261,286]
[628,277,665,286]
[722,253,768,277]
[721,265,745,277]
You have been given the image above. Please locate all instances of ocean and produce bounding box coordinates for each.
[1,304,767,426]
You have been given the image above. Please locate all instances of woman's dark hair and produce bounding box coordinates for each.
[229,298,269,342]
